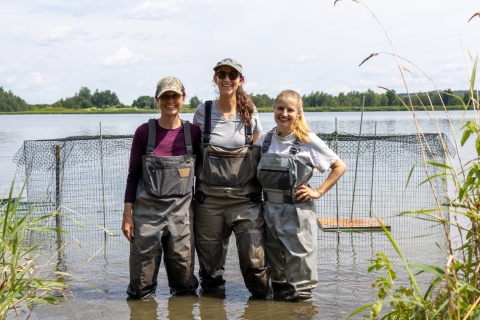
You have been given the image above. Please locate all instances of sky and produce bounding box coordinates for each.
[1,0,479,105]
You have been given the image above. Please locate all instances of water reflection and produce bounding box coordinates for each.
[126,298,159,319]
[241,300,318,320]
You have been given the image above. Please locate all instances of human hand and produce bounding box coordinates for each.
[121,211,134,242]
[295,185,324,202]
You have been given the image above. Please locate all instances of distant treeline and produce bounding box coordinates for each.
[250,89,472,108]
[0,86,475,112]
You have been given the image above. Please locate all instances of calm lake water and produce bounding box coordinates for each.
[0,110,476,320]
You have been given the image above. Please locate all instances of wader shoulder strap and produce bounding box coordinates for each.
[146,118,156,155]
[245,124,253,145]
[261,126,301,154]
[203,101,212,144]
[289,138,302,155]
[262,127,276,153]
[182,120,193,155]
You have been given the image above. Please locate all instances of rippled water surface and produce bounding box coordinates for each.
[0,111,476,319]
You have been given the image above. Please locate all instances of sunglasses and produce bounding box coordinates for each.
[160,93,182,101]
[216,70,241,80]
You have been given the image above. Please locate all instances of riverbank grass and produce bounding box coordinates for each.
[0,180,71,319]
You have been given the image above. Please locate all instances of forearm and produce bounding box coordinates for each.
[316,159,346,196]
[123,202,133,216]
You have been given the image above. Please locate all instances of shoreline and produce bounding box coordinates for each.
[0,105,472,115]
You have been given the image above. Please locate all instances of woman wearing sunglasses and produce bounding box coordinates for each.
[193,58,270,298]
[256,90,346,302]
[122,76,201,299]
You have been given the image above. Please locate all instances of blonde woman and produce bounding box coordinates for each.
[256,90,346,302]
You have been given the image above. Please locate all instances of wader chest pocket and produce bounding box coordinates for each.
[258,168,292,190]
[201,151,254,188]
[142,157,194,197]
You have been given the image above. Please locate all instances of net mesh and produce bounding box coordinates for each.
[13,132,454,265]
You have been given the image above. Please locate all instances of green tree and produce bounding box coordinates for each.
[189,95,203,109]
[132,96,156,109]
[0,87,30,112]
[78,87,92,101]
[91,89,120,108]
[249,94,274,108]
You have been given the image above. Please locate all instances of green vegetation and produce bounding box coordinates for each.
[341,1,480,319]
[1,181,71,319]
[189,95,203,109]
[0,85,475,114]
[0,88,31,112]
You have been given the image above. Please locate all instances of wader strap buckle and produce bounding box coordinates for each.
[146,118,156,155]
[245,125,253,145]
[194,190,206,204]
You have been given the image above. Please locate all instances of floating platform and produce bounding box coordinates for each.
[317,218,390,232]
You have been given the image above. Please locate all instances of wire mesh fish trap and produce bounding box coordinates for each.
[13,132,454,257]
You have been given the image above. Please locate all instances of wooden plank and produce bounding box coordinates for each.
[317,218,390,232]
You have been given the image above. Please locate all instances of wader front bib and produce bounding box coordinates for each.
[194,101,269,298]
[196,100,261,197]
[257,128,318,301]
[128,119,198,299]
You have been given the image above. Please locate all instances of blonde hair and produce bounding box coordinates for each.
[274,90,311,143]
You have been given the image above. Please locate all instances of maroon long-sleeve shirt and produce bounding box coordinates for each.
[124,119,201,203]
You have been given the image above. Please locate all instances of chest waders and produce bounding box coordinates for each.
[257,129,318,302]
[194,101,270,298]
[127,119,199,299]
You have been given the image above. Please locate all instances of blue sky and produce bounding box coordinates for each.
[1,0,479,105]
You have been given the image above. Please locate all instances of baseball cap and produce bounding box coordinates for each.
[155,76,184,98]
[213,58,243,74]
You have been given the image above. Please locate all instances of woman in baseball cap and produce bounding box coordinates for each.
[192,58,271,298]
[122,76,201,299]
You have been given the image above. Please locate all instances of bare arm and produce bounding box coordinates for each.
[252,133,261,144]
[295,159,347,202]
[121,202,134,242]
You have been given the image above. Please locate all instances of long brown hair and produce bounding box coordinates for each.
[236,84,255,127]
[274,90,311,143]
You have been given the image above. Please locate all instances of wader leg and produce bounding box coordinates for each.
[194,197,230,291]
[127,205,166,299]
[163,209,198,295]
[236,230,270,298]
[127,245,162,299]
[232,200,270,298]
[280,205,318,302]
[264,218,288,296]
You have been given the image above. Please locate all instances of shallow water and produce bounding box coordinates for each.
[0,110,476,319]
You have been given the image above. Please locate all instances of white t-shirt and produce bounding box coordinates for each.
[193,100,262,148]
[255,131,339,173]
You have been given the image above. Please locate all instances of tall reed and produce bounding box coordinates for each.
[338,1,480,319]
[0,179,72,320]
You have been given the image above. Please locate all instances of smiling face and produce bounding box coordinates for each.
[213,66,244,97]
[157,90,185,116]
[273,95,301,133]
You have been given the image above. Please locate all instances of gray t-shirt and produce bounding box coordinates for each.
[193,100,263,148]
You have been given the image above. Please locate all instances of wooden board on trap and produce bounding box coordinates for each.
[317,218,390,232]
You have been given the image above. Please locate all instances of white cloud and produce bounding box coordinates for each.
[100,47,149,66]
[36,26,73,46]
[6,76,16,84]
[296,54,319,63]
[128,0,184,20]
[32,72,48,84]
